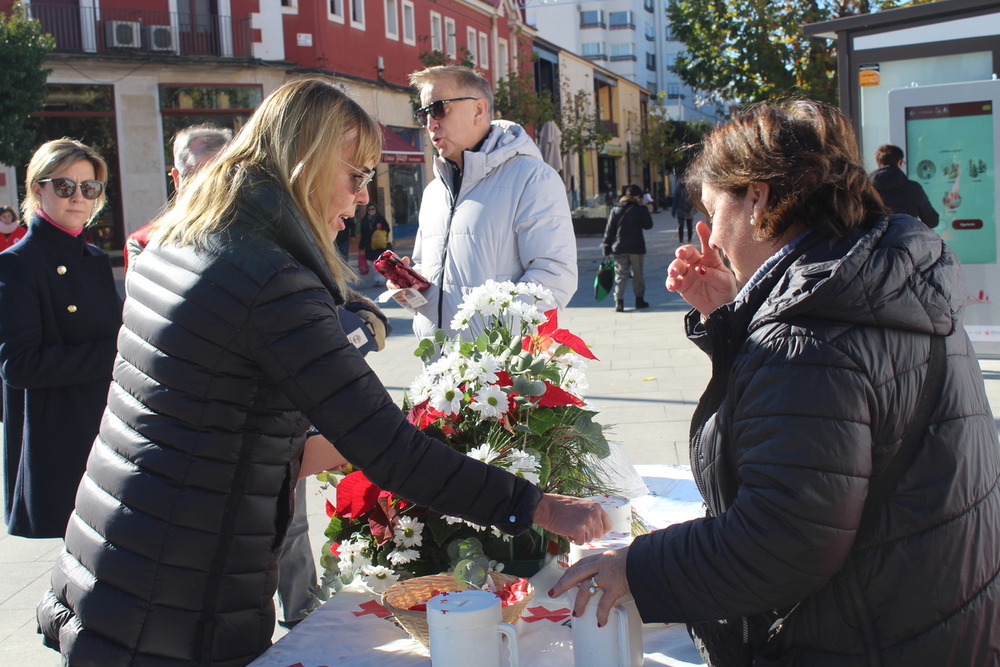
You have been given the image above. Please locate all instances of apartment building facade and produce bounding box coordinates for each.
[526,0,717,122]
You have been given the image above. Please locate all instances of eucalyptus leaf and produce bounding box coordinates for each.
[572,413,610,458]
[476,333,490,352]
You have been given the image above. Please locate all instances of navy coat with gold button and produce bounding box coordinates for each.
[0,215,122,538]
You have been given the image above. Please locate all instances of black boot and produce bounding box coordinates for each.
[615,300,624,312]
[636,297,649,309]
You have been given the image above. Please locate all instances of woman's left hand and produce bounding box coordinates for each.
[548,546,631,627]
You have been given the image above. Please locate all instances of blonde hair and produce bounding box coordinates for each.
[152,77,382,293]
[22,138,109,224]
[409,65,494,117]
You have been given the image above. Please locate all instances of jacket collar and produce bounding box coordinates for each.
[232,177,345,305]
[26,215,90,255]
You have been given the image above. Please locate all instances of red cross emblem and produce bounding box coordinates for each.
[352,599,392,618]
[520,605,572,623]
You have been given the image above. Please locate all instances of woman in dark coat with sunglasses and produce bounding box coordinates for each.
[0,138,123,539]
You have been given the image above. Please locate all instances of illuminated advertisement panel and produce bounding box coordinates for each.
[890,80,1000,357]
[904,100,995,263]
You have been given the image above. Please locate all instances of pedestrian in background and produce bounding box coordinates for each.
[124,123,234,271]
[868,144,939,227]
[0,139,122,539]
[0,206,26,251]
[358,203,390,287]
[672,180,695,245]
[602,183,653,312]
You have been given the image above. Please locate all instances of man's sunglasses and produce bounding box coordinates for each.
[340,159,376,194]
[414,97,477,128]
[37,177,105,200]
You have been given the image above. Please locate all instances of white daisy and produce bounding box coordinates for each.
[362,565,398,594]
[469,384,510,419]
[428,375,463,415]
[393,516,425,548]
[472,354,500,385]
[466,443,499,464]
[508,451,541,485]
[388,548,420,566]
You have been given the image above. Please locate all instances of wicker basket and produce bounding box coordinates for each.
[382,571,535,647]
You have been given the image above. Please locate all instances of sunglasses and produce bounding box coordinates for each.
[414,97,477,127]
[37,177,105,200]
[340,159,376,194]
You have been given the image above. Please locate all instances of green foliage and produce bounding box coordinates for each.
[637,96,713,174]
[666,0,920,105]
[0,3,54,166]
[493,65,557,133]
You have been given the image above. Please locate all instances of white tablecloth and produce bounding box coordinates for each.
[250,465,706,667]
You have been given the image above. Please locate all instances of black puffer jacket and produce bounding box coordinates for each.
[627,215,1000,665]
[37,180,543,667]
[602,201,653,255]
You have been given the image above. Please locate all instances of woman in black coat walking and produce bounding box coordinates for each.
[36,78,608,667]
[602,183,654,312]
[358,203,390,286]
[0,139,122,539]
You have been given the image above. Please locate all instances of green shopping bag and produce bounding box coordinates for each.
[594,256,614,302]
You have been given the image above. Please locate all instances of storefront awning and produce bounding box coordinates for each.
[380,123,424,164]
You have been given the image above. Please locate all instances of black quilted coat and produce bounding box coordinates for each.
[626,215,1000,665]
[36,180,543,667]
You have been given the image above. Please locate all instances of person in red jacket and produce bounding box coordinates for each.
[0,206,26,252]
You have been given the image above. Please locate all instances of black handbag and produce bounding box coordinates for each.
[688,335,946,667]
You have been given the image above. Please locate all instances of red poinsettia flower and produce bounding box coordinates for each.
[537,381,585,407]
[407,399,445,430]
[523,309,599,360]
[335,471,380,520]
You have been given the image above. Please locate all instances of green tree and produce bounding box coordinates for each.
[0,3,54,167]
[557,86,612,205]
[666,0,922,106]
[637,96,712,175]
[493,66,557,133]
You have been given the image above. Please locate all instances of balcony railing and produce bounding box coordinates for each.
[580,21,606,29]
[609,54,637,62]
[583,53,608,61]
[30,4,252,59]
[609,22,635,30]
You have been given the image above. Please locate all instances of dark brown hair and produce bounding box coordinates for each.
[875,144,904,167]
[685,98,886,241]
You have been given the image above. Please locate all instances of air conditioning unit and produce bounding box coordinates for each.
[105,21,142,49]
[144,25,177,53]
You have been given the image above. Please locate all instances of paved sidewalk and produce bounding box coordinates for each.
[3,209,999,663]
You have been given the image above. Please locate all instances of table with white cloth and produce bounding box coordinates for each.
[249,465,708,667]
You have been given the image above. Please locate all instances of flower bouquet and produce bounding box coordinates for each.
[314,280,619,599]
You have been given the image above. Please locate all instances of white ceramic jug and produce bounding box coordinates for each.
[571,593,643,667]
[426,590,519,667]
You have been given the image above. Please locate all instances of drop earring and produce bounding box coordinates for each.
[749,213,757,226]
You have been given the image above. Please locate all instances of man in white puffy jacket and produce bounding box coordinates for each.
[404,65,577,340]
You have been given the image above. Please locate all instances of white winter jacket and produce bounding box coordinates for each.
[411,121,577,340]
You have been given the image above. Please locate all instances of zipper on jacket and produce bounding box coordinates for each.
[436,181,459,330]
[691,422,712,516]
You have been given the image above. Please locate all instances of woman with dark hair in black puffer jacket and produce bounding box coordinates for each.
[553,99,1000,666]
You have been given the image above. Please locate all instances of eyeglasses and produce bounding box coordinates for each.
[37,177,105,200]
[340,159,376,194]
[414,97,477,127]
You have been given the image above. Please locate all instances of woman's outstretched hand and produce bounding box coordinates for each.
[533,494,612,545]
[548,547,631,627]
[666,220,737,317]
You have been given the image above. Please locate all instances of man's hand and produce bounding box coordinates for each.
[533,494,612,545]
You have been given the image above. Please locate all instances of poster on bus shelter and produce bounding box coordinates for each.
[904,100,996,263]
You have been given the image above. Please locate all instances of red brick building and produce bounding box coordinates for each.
[0,0,534,258]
